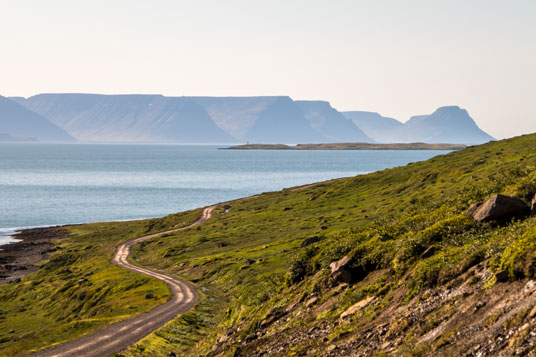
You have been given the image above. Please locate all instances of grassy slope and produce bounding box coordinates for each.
[2,134,536,356]
[114,134,536,356]
[0,209,201,356]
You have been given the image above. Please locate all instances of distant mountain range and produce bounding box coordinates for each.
[12,94,235,143]
[0,95,74,142]
[0,93,495,144]
[344,106,495,145]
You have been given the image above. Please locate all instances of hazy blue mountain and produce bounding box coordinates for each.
[343,111,403,143]
[296,101,374,143]
[15,94,237,143]
[0,96,75,142]
[396,106,495,144]
[192,96,327,143]
[344,106,494,144]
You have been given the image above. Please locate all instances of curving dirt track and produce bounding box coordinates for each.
[32,206,216,357]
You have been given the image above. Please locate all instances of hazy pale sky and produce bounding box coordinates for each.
[1,0,535,139]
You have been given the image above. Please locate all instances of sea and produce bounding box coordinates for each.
[0,143,451,245]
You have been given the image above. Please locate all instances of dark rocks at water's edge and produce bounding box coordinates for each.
[0,227,69,284]
[467,194,530,222]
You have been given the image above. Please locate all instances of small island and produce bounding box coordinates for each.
[223,142,467,150]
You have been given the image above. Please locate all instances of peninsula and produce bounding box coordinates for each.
[224,142,467,150]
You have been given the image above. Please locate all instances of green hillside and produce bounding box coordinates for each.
[2,133,536,356]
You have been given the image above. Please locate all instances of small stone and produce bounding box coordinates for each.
[495,270,509,282]
[326,344,337,352]
[528,305,536,318]
[245,259,255,265]
[305,297,319,307]
[300,236,321,247]
[340,296,375,319]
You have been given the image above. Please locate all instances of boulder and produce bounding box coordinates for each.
[330,256,353,284]
[300,235,321,247]
[466,202,483,216]
[468,194,529,222]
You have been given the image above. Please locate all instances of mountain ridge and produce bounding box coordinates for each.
[344,106,495,144]
[0,96,75,142]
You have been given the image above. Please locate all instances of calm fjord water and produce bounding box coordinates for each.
[0,143,449,242]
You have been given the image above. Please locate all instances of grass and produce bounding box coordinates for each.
[2,133,536,356]
[0,209,200,356]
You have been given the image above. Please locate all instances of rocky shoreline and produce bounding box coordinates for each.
[0,227,69,284]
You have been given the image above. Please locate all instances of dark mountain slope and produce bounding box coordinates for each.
[0,96,74,142]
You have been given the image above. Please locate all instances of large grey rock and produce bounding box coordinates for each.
[468,194,530,222]
[329,256,353,284]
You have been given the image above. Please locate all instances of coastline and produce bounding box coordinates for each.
[0,226,69,284]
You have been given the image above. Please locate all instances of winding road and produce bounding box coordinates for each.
[32,205,216,357]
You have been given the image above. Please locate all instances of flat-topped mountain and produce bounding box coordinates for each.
[296,101,374,143]
[344,106,495,144]
[0,96,74,142]
[11,93,495,145]
[13,94,237,143]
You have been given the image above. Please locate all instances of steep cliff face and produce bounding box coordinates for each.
[14,94,237,143]
[297,101,374,143]
[0,96,74,142]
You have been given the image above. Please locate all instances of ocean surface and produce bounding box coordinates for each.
[0,143,451,244]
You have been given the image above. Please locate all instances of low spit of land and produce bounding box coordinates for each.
[224,142,466,150]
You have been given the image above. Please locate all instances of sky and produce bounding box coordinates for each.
[1,0,535,139]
